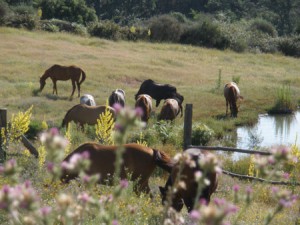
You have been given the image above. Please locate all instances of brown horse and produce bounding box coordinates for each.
[135,94,153,123]
[61,143,174,194]
[61,104,115,129]
[224,82,243,117]
[39,64,86,97]
[158,98,183,121]
[159,149,218,212]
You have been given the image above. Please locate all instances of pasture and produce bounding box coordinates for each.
[0,27,299,224]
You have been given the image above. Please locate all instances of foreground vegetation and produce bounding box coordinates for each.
[0,27,300,224]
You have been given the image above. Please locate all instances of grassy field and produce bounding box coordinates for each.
[0,27,299,224]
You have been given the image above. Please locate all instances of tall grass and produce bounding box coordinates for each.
[269,84,297,114]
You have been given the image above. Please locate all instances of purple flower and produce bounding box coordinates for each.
[232,184,240,192]
[114,123,124,132]
[112,219,119,225]
[135,107,144,117]
[214,198,225,206]
[189,210,201,221]
[49,127,59,136]
[246,186,253,194]
[282,172,290,180]
[81,151,90,159]
[40,206,52,216]
[46,162,54,172]
[113,103,122,113]
[120,179,129,189]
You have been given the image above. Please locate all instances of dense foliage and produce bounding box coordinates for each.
[1,0,300,57]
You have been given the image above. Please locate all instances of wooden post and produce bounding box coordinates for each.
[0,109,7,163]
[183,104,193,151]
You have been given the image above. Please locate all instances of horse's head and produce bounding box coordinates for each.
[159,185,184,212]
[39,77,46,91]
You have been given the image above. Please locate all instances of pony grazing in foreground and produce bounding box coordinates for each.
[61,104,115,129]
[135,94,153,123]
[39,64,86,98]
[158,98,183,121]
[159,149,219,212]
[61,143,173,195]
[135,79,184,107]
[108,89,126,107]
[224,82,243,117]
[80,94,96,106]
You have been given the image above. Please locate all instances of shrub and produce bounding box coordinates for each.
[249,19,277,37]
[277,35,300,58]
[180,21,229,49]
[247,31,278,53]
[5,13,38,30]
[26,120,45,140]
[0,0,11,25]
[40,19,87,36]
[119,25,150,41]
[88,20,121,40]
[192,123,214,146]
[148,14,183,43]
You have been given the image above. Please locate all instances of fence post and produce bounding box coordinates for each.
[183,104,193,150]
[0,109,7,163]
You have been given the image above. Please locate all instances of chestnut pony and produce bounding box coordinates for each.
[61,143,173,194]
[159,149,218,212]
[61,104,115,129]
[158,98,183,121]
[135,94,153,123]
[39,64,86,97]
[224,82,243,117]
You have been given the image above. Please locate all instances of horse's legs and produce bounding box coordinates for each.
[226,99,229,115]
[76,81,80,97]
[183,197,195,212]
[71,80,76,97]
[53,80,58,95]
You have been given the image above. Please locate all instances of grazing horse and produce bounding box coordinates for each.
[135,79,184,107]
[135,94,153,123]
[80,94,96,106]
[158,98,183,121]
[61,143,174,195]
[39,64,86,97]
[61,104,115,129]
[108,89,126,107]
[159,149,218,212]
[224,82,243,117]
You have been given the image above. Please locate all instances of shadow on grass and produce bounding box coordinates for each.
[214,114,229,120]
[45,94,71,101]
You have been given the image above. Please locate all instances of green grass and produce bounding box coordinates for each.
[1,27,300,224]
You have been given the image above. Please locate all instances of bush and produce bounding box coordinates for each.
[248,32,278,53]
[26,120,45,139]
[180,21,229,49]
[119,25,150,41]
[249,19,277,37]
[148,14,183,43]
[0,0,11,25]
[4,4,38,30]
[277,35,300,58]
[192,123,214,146]
[40,19,87,36]
[88,21,121,40]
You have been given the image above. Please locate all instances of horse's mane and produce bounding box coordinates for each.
[153,149,174,173]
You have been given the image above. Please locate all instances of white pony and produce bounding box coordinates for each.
[80,94,96,106]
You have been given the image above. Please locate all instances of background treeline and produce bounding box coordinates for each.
[1,0,300,57]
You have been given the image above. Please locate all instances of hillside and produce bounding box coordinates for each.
[1,27,300,125]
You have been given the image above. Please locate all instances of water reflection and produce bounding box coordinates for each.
[237,111,300,149]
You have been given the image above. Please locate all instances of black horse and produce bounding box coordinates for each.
[135,79,184,107]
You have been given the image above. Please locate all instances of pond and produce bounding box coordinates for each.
[236,110,300,150]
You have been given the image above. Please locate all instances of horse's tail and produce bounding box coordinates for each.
[153,149,174,173]
[79,70,86,85]
[159,103,175,121]
[228,86,238,116]
[135,96,150,122]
